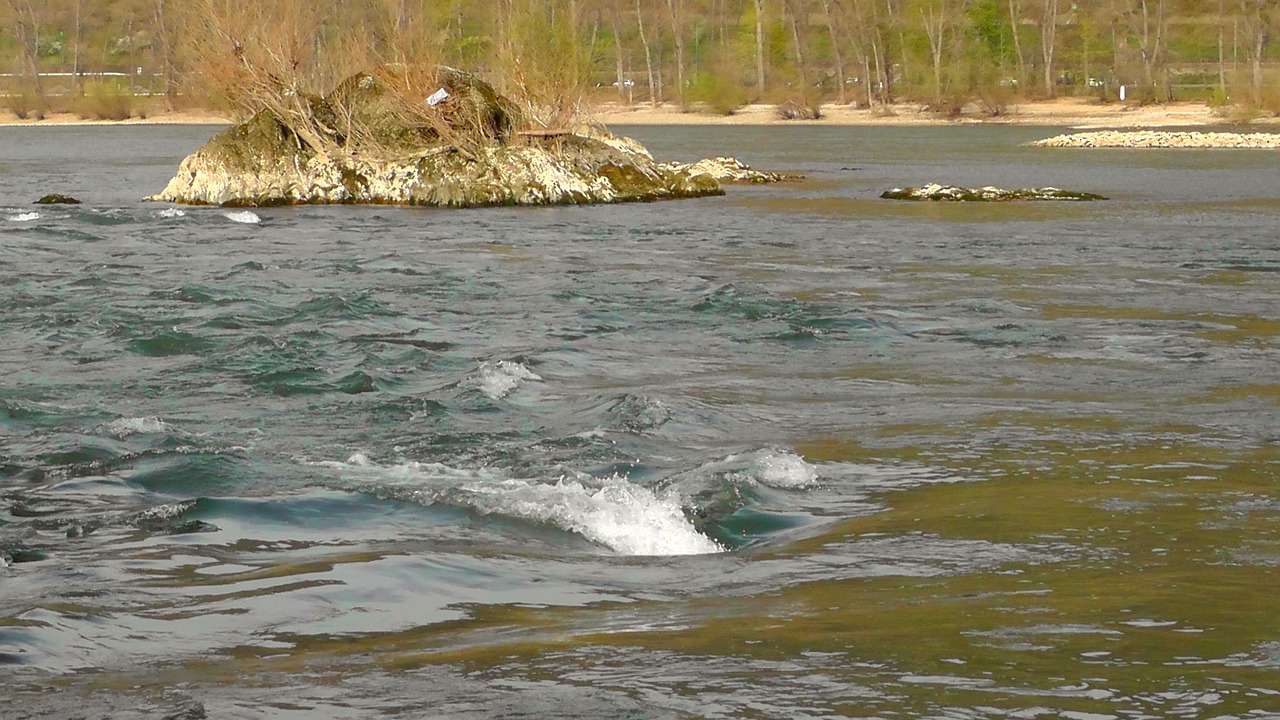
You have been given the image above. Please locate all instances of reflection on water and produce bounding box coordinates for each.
[2,124,1278,718]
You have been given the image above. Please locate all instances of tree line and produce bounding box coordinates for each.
[3,0,1278,120]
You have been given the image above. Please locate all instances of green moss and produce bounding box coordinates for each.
[202,111,310,173]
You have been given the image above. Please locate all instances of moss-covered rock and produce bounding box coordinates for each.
[33,194,81,204]
[147,67,730,208]
[881,183,1107,202]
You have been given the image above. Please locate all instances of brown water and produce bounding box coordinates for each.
[2,124,1278,719]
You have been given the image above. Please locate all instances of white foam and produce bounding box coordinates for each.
[466,360,541,400]
[461,476,724,556]
[107,416,169,436]
[129,499,198,523]
[751,449,820,488]
[157,208,186,218]
[223,210,261,224]
[344,452,373,467]
[326,457,722,556]
[1120,619,1178,628]
[6,212,40,222]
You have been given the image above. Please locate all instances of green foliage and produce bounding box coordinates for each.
[967,0,1012,64]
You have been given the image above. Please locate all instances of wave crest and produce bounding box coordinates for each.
[326,457,723,556]
[465,360,541,400]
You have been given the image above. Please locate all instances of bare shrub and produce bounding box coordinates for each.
[775,98,822,120]
[494,4,593,131]
[74,80,136,121]
[688,71,748,116]
[170,0,582,156]
[3,82,45,120]
[975,83,1017,117]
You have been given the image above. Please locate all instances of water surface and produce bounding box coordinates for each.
[2,123,1278,718]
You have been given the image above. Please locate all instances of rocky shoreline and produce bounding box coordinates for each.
[1030,130,1280,148]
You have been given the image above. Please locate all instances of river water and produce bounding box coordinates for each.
[2,124,1278,719]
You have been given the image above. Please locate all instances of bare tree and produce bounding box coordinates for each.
[785,0,809,91]
[635,0,659,106]
[1239,0,1272,104]
[1008,0,1027,88]
[664,0,687,108]
[820,0,848,103]
[919,0,946,105]
[5,0,48,100]
[754,0,767,96]
[1040,0,1058,96]
[610,15,632,103]
[1122,0,1168,101]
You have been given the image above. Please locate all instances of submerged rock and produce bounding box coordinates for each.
[34,194,81,204]
[148,67,738,207]
[162,700,208,720]
[881,183,1106,202]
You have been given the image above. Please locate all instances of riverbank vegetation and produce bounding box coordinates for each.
[2,0,1278,122]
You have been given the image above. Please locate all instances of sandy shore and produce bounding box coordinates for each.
[3,98,1274,129]
[0,109,230,127]
[596,97,1274,128]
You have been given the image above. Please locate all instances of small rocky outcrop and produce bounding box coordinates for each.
[1030,130,1280,148]
[881,183,1107,202]
[148,67,768,208]
[660,156,802,184]
[34,194,81,204]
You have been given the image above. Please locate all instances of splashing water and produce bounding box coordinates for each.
[751,450,820,489]
[223,210,261,224]
[460,476,725,556]
[106,417,170,437]
[325,456,723,556]
[466,360,541,400]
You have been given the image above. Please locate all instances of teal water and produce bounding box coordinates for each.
[2,125,1279,718]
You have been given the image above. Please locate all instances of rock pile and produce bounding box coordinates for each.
[881,183,1107,202]
[148,67,786,208]
[1030,130,1280,148]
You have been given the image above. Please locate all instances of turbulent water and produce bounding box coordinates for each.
[2,124,1278,719]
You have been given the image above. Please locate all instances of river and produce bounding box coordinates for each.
[2,123,1278,718]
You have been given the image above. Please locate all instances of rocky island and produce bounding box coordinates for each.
[148,67,786,207]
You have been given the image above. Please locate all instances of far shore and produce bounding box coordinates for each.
[2,97,1276,130]
[593,97,1278,129]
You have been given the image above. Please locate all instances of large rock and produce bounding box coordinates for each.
[881,183,1106,202]
[148,68,725,207]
